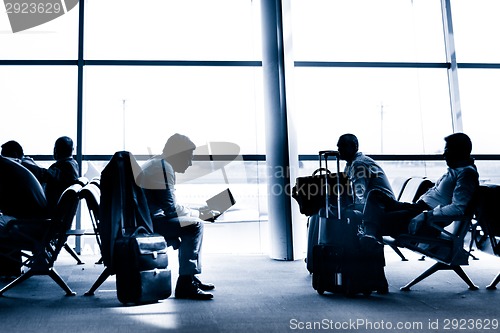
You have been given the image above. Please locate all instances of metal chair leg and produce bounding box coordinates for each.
[64,243,85,265]
[84,266,112,296]
[486,273,500,290]
[401,263,478,291]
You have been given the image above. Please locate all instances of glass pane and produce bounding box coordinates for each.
[291,0,445,62]
[0,66,77,155]
[292,67,452,154]
[0,2,79,59]
[84,0,261,60]
[83,66,265,155]
[451,0,500,63]
[458,69,500,154]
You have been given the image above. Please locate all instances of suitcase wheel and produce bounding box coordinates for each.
[317,289,325,295]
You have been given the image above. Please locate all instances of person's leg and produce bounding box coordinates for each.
[152,217,213,300]
[176,218,203,276]
[362,190,401,238]
[363,190,429,238]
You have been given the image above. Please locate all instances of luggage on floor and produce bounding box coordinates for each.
[310,150,388,296]
[311,213,388,296]
[114,227,171,305]
[306,214,320,273]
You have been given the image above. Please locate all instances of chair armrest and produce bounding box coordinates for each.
[3,218,53,243]
[4,217,51,230]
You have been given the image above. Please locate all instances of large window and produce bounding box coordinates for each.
[0,3,79,59]
[449,0,500,154]
[451,0,500,63]
[83,66,264,155]
[0,66,77,155]
[292,67,452,154]
[84,0,261,61]
[290,0,451,155]
[457,69,500,154]
[291,0,445,62]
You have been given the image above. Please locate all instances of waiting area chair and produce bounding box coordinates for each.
[473,184,500,290]
[84,152,178,297]
[384,177,434,261]
[395,214,478,291]
[79,181,103,263]
[0,183,83,296]
[63,177,90,265]
[84,151,157,296]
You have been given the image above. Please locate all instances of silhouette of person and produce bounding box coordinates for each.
[1,140,24,160]
[1,140,45,182]
[0,156,49,228]
[16,136,80,215]
[137,133,215,300]
[337,133,395,212]
[361,133,479,244]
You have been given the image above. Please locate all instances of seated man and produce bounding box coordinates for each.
[0,156,49,232]
[25,137,79,215]
[137,133,215,300]
[337,134,395,250]
[337,133,395,212]
[1,140,45,182]
[362,133,479,243]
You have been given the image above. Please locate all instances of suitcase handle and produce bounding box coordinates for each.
[312,167,331,176]
[319,150,340,157]
[131,226,150,237]
[318,150,342,219]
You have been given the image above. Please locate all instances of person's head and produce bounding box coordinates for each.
[162,133,196,173]
[443,132,472,166]
[1,140,24,159]
[53,136,74,160]
[337,133,359,162]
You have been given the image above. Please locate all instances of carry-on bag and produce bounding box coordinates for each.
[293,168,351,216]
[310,150,388,296]
[114,226,171,305]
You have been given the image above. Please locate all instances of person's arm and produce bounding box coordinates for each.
[45,159,79,185]
[159,160,198,218]
[349,163,369,207]
[410,168,478,234]
[21,157,47,182]
[432,168,478,218]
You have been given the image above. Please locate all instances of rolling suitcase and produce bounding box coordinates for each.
[304,159,352,273]
[311,150,388,296]
[114,227,172,305]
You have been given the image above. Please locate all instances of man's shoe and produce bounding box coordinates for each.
[194,276,215,291]
[175,287,214,300]
[175,275,213,300]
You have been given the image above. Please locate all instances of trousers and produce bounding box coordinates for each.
[363,189,430,238]
[152,216,204,276]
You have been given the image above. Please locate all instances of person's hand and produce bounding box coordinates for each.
[345,205,363,220]
[199,208,220,222]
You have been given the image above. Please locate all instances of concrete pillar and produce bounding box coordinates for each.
[260,0,304,260]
